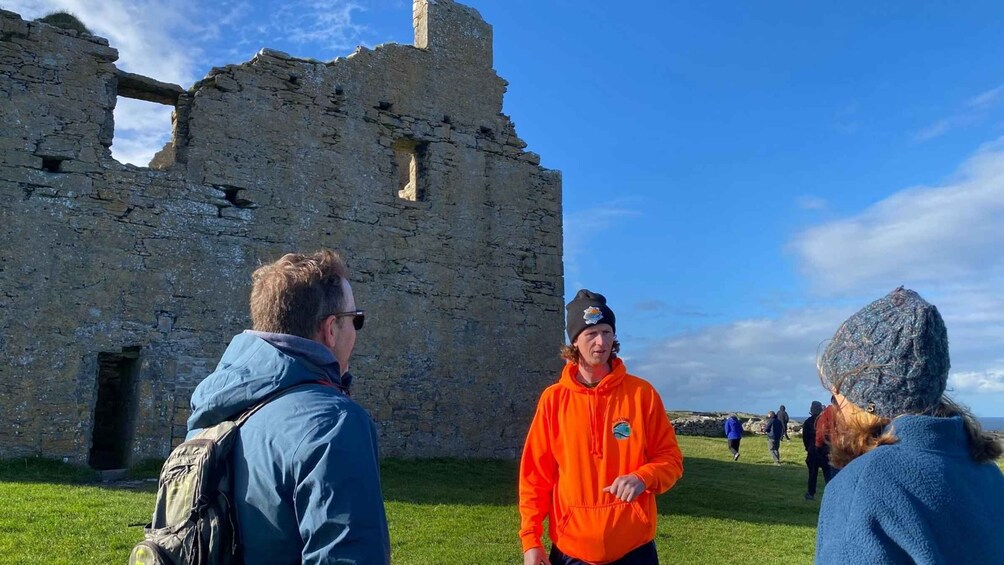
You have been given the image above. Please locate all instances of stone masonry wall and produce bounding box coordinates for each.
[0,0,563,464]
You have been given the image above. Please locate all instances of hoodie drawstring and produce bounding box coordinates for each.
[588,391,602,458]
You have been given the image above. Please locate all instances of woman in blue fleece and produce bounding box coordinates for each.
[814,287,1004,565]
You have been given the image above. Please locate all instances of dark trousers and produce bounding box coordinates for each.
[806,453,824,496]
[768,438,780,463]
[550,541,658,565]
[818,446,835,483]
[728,438,741,456]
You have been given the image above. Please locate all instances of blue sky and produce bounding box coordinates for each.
[7,0,1004,416]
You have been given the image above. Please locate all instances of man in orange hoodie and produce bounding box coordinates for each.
[519,290,684,565]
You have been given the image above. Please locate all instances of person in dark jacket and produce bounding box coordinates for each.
[724,414,743,461]
[777,404,791,440]
[764,411,783,464]
[187,250,390,565]
[801,400,827,500]
[814,287,1004,564]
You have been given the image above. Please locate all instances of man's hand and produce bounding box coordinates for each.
[523,547,550,565]
[602,474,646,502]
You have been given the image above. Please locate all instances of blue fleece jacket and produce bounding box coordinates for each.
[187,332,390,565]
[815,415,1004,564]
[724,417,743,440]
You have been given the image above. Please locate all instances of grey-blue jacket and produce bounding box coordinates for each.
[187,331,391,565]
[816,415,1004,564]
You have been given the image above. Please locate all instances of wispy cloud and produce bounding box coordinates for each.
[791,136,1004,295]
[563,204,641,293]
[796,195,828,211]
[274,1,366,51]
[967,85,1004,111]
[5,0,369,165]
[914,84,1004,142]
[631,305,851,413]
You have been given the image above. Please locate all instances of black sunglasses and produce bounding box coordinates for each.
[330,310,365,330]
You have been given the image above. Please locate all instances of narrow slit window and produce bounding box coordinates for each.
[393,139,427,201]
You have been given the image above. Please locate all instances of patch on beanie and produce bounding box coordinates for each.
[583,306,603,325]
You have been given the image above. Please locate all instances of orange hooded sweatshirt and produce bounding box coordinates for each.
[518,358,684,563]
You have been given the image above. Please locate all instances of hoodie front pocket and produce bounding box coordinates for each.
[556,498,653,563]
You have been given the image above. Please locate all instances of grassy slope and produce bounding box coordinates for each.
[1,437,1001,564]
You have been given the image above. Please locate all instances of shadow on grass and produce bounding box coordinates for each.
[381,456,823,529]
[381,458,519,506]
[659,456,821,527]
[0,458,97,484]
[0,458,162,491]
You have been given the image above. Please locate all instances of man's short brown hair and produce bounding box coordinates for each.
[250,250,349,339]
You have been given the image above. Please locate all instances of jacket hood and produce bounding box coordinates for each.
[187,333,338,430]
[558,357,627,393]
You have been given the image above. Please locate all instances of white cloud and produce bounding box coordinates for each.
[630,306,851,414]
[631,295,1004,416]
[274,1,366,51]
[914,119,954,143]
[645,134,1004,416]
[967,85,1004,111]
[791,136,1004,294]
[914,84,1004,142]
[950,370,1004,394]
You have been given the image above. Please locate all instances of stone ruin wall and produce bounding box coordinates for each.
[0,0,564,466]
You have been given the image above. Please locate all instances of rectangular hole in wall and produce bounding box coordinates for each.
[40,157,65,173]
[393,139,428,202]
[88,346,141,470]
[112,98,175,169]
[113,70,183,169]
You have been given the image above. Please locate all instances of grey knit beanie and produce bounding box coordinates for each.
[820,287,950,418]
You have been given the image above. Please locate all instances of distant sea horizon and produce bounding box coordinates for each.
[978,417,1004,432]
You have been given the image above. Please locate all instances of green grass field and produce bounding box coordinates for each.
[2,436,1001,564]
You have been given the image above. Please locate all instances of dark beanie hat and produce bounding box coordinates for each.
[566,289,616,342]
[809,401,823,416]
[819,287,950,418]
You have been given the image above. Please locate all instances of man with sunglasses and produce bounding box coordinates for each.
[187,249,390,564]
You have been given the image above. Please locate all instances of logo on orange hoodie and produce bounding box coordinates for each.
[612,418,632,439]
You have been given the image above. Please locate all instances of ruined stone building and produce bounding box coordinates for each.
[0,0,563,468]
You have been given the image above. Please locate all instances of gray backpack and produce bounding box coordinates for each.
[128,385,310,565]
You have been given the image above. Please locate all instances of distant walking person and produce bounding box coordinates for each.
[814,395,838,481]
[814,287,1004,564]
[764,411,783,464]
[801,400,827,500]
[777,404,791,440]
[724,414,743,461]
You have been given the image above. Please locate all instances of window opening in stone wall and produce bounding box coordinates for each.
[88,346,141,470]
[112,70,184,169]
[111,97,175,169]
[40,157,65,173]
[394,139,428,201]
